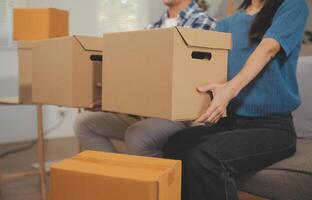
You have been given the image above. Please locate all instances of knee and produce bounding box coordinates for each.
[184,147,225,175]
[162,128,192,159]
[73,112,95,138]
[125,119,185,156]
[184,148,204,170]
[124,121,158,156]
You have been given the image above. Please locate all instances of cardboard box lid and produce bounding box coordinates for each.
[14,7,67,12]
[74,36,102,52]
[52,151,180,182]
[33,35,102,51]
[175,27,232,50]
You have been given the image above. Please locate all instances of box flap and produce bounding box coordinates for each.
[48,8,68,12]
[14,7,68,12]
[175,27,232,50]
[74,35,102,52]
[17,40,33,49]
[52,151,179,182]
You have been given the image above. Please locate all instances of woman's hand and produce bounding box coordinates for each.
[194,38,280,124]
[195,82,238,124]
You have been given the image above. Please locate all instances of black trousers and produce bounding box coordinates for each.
[163,114,296,200]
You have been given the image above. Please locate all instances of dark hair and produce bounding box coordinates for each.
[239,0,284,43]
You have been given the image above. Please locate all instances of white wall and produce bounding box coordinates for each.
[25,0,166,35]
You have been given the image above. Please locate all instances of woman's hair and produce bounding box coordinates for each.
[239,0,284,43]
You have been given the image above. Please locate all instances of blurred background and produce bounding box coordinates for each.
[0,0,311,145]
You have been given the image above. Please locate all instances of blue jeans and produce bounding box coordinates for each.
[163,114,296,200]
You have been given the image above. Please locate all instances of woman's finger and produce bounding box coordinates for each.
[212,111,224,124]
[206,106,223,123]
[195,112,210,124]
[195,102,218,123]
[197,84,216,93]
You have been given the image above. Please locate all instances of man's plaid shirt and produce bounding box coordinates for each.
[146,1,216,30]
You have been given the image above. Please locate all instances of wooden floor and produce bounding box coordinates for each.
[0,137,79,200]
[0,137,267,200]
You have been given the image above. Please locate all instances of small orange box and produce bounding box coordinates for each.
[13,8,69,41]
[51,151,182,200]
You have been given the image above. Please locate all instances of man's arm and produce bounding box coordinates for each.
[190,13,216,30]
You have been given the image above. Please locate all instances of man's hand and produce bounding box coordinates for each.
[86,100,102,111]
[86,82,102,111]
[195,82,237,124]
[96,82,102,88]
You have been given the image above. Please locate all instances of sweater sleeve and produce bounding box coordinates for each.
[264,0,309,57]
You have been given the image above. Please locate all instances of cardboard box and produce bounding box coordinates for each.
[300,44,312,56]
[13,8,69,41]
[51,151,181,200]
[18,41,33,104]
[102,27,231,121]
[32,36,102,107]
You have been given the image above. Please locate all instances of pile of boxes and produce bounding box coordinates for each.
[15,8,69,104]
[14,7,232,200]
[15,8,231,121]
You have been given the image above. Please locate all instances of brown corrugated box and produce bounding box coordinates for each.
[18,41,33,104]
[102,27,232,121]
[300,44,312,56]
[13,8,69,41]
[32,36,102,107]
[50,151,181,200]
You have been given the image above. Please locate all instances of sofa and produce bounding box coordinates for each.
[238,56,312,200]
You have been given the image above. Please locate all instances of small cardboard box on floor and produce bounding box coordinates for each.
[50,151,181,200]
[102,27,232,121]
[32,36,102,107]
[13,8,69,41]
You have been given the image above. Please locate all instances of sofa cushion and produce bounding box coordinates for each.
[239,139,312,200]
[293,56,312,137]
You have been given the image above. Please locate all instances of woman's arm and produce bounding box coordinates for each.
[195,38,281,123]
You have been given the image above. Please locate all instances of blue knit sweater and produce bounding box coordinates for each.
[216,0,309,117]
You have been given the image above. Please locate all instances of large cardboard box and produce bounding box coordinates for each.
[32,36,102,107]
[102,27,232,121]
[18,41,33,104]
[51,151,181,200]
[13,8,69,41]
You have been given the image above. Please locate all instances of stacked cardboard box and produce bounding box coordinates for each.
[13,8,69,41]
[31,36,102,107]
[15,8,69,104]
[16,11,231,115]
